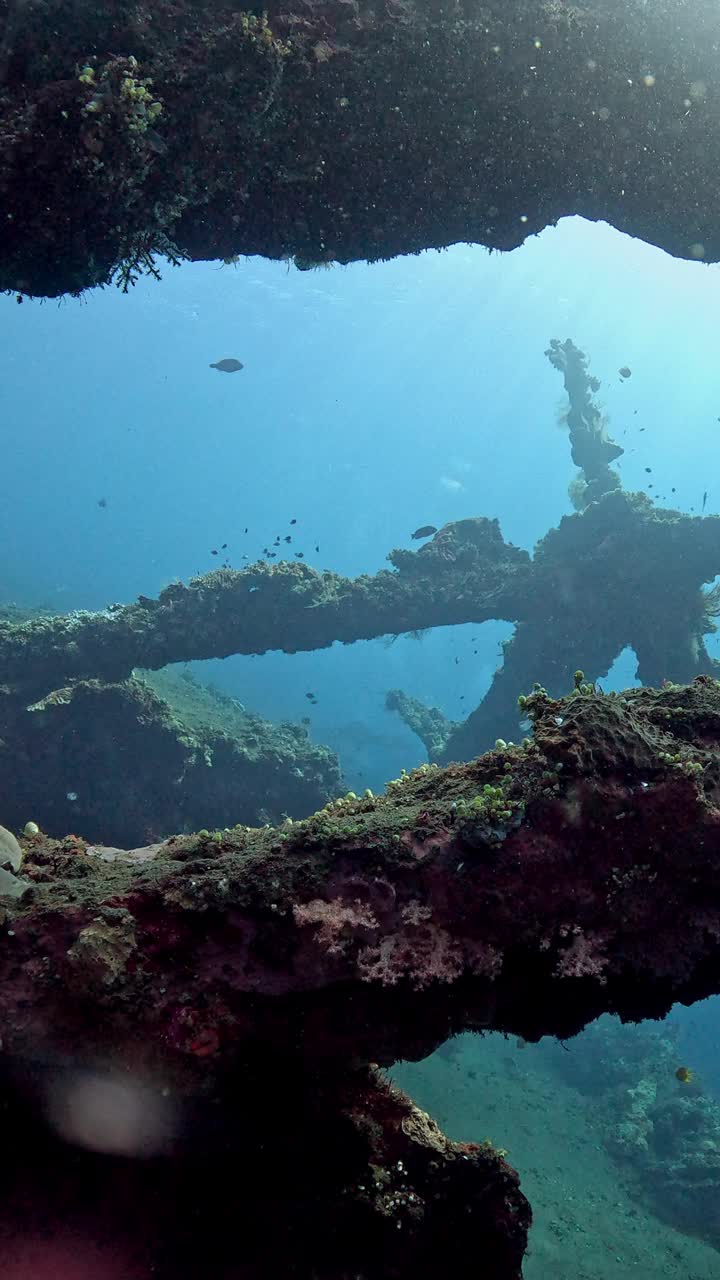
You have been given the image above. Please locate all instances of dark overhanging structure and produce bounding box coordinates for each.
[3,0,720,298]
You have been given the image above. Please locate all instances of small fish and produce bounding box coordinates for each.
[66,791,78,802]
[290,518,297,525]
[702,491,708,512]
[211,549,218,555]
[619,365,632,379]
[411,525,438,540]
[97,497,107,509]
[675,1065,694,1084]
[305,691,317,702]
[284,535,292,543]
[209,358,244,373]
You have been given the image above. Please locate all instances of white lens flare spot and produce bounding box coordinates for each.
[45,1070,177,1157]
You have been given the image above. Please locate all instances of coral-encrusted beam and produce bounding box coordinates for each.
[0,519,529,698]
[3,678,720,1071]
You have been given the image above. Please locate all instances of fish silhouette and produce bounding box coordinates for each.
[210,359,244,373]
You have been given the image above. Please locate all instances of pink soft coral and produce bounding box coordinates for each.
[555,926,608,982]
[292,897,378,955]
[358,907,501,989]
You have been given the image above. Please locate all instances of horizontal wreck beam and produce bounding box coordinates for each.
[3,677,720,1071]
[0,519,528,696]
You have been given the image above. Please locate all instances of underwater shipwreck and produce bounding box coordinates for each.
[3,1,720,1277]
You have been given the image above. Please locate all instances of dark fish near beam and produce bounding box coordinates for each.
[210,359,244,373]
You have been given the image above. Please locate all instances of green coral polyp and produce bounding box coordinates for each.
[468,785,514,822]
[80,56,164,136]
[456,783,519,840]
[119,72,163,131]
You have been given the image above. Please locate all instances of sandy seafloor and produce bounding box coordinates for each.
[393,1033,718,1280]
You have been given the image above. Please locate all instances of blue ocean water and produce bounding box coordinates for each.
[4,214,720,1275]
[4,216,720,779]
